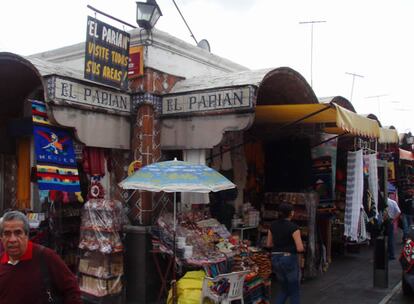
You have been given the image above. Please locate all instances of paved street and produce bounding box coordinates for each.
[387,282,413,304]
[271,242,403,304]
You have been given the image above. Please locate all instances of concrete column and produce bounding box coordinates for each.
[181,149,209,211]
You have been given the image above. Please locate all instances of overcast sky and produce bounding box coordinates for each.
[1,0,413,132]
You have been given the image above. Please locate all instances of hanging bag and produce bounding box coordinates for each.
[38,246,63,304]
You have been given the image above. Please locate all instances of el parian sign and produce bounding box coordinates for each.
[46,76,131,114]
[161,86,254,116]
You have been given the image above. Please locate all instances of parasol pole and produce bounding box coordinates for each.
[172,191,177,304]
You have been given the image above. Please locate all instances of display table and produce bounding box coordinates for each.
[151,249,175,303]
[231,226,258,241]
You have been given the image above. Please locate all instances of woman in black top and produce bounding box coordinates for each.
[266,203,304,304]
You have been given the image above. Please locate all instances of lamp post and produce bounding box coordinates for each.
[299,20,326,88]
[136,0,162,31]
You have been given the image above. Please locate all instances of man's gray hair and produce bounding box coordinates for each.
[0,211,30,235]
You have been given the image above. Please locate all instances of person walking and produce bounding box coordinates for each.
[266,202,304,304]
[0,210,82,304]
[400,189,414,242]
[385,194,401,260]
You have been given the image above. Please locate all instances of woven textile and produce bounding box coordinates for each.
[344,150,364,241]
[31,100,81,193]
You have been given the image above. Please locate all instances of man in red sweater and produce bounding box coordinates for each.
[0,210,82,303]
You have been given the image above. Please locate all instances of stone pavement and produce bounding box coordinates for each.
[270,242,404,304]
[386,281,412,304]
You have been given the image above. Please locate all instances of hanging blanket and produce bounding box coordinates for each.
[31,100,81,193]
[344,150,364,241]
[31,99,51,125]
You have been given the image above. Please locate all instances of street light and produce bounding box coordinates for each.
[136,0,162,30]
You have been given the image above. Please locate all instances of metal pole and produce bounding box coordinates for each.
[310,23,314,87]
[172,0,198,44]
[299,20,326,88]
[172,191,177,304]
[365,94,388,118]
[350,76,355,101]
[345,72,364,102]
[87,5,137,28]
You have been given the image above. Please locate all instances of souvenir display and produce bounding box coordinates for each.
[78,184,128,302]
[152,210,271,303]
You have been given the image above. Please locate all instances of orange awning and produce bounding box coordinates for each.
[400,148,414,161]
[255,103,380,138]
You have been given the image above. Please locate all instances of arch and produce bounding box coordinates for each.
[319,96,356,112]
[365,114,382,127]
[0,53,45,118]
[256,67,318,105]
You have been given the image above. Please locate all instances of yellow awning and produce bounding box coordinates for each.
[379,128,399,144]
[255,103,380,138]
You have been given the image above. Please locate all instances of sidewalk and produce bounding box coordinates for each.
[271,243,402,304]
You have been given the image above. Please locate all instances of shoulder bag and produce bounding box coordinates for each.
[38,246,64,304]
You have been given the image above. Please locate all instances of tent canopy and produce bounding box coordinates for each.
[379,128,399,144]
[255,103,380,138]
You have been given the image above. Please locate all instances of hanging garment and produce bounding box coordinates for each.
[82,147,106,176]
[344,150,364,241]
[366,153,379,218]
[16,137,31,209]
[358,209,369,242]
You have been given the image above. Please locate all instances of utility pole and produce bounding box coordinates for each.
[345,72,364,102]
[299,20,326,88]
[365,94,388,118]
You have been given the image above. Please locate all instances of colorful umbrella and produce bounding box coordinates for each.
[119,158,235,193]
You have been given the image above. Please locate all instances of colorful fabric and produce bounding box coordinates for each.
[400,239,414,273]
[31,100,81,194]
[82,147,106,176]
[33,125,76,167]
[31,100,50,125]
[36,165,80,192]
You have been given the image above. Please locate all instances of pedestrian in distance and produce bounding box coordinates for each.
[385,193,401,260]
[0,210,82,304]
[266,202,304,304]
[400,189,414,242]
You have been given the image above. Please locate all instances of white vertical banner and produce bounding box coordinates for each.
[344,150,364,241]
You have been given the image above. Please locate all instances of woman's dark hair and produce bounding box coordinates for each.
[278,202,293,219]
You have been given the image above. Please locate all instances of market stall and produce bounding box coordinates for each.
[119,159,270,303]
[152,211,271,304]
